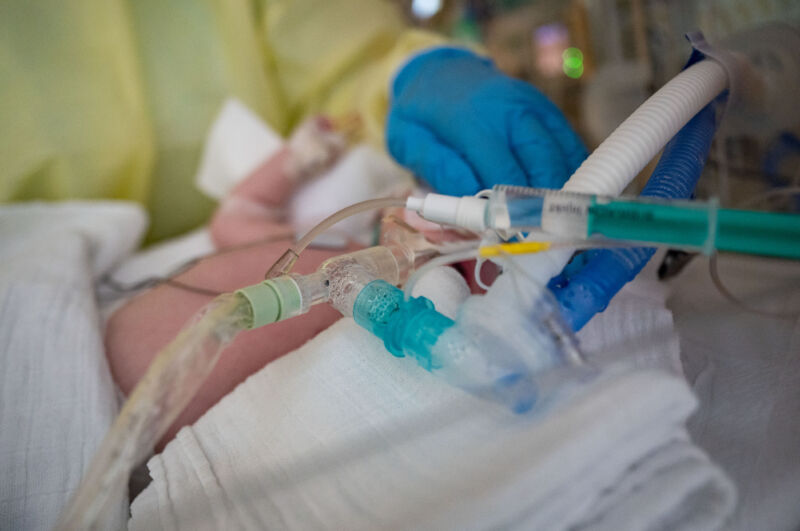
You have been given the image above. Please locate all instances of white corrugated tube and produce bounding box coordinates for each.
[563,59,728,196]
[481,59,729,313]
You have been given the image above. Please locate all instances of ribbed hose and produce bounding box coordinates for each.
[563,60,727,196]
[548,103,719,331]
[482,59,727,330]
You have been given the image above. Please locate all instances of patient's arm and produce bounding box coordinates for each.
[210,116,346,248]
[209,149,296,248]
[105,242,358,449]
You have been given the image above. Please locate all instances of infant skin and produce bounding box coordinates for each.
[105,125,357,449]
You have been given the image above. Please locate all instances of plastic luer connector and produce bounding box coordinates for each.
[488,185,590,238]
[352,279,454,368]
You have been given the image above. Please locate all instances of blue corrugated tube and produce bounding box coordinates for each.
[548,101,718,331]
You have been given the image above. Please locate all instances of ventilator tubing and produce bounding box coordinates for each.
[487,59,728,331]
[550,102,719,330]
[563,59,727,196]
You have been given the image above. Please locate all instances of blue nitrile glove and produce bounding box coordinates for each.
[387,47,587,195]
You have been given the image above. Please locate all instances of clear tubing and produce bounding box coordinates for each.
[57,294,252,530]
[243,244,417,329]
[292,270,329,313]
[328,245,409,285]
[265,197,406,278]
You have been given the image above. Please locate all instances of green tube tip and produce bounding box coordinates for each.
[236,276,302,329]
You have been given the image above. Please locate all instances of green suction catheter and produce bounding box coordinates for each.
[406,186,800,261]
[587,196,800,259]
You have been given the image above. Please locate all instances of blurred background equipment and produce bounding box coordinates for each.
[394,0,800,208]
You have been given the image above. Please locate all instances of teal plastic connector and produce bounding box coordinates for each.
[236,276,303,329]
[352,280,454,370]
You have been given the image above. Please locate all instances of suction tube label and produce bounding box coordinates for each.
[541,194,590,237]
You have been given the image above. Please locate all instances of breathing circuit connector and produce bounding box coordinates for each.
[238,244,416,329]
[352,279,454,368]
[237,276,304,329]
[348,279,581,414]
[239,241,583,414]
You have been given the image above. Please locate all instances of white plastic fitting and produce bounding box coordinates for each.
[406,194,488,232]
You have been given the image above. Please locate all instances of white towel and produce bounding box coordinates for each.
[194,99,284,200]
[129,267,735,530]
[0,201,146,530]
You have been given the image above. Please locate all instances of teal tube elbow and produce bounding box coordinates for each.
[352,279,454,370]
[352,280,547,414]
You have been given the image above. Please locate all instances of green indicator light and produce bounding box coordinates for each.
[562,47,583,61]
[563,64,584,78]
[562,47,584,79]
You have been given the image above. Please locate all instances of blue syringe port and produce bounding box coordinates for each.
[352,279,454,369]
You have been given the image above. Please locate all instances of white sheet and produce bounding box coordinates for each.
[129,260,734,530]
[0,201,146,530]
[669,254,800,531]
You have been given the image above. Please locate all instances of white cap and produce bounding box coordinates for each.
[406,193,487,232]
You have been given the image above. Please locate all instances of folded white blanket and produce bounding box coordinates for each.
[0,201,146,530]
[129,265,735,530]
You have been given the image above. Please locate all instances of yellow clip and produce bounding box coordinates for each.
[478,241,552,258]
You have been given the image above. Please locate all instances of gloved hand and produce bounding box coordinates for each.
[387,47,587,196]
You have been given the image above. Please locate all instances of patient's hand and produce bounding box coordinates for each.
[210,116,346,248]
[383,205,500,293]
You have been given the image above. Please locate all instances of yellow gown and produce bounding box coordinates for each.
[0,0,442,241]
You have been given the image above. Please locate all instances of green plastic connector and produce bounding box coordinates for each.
[236,276,303,329]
